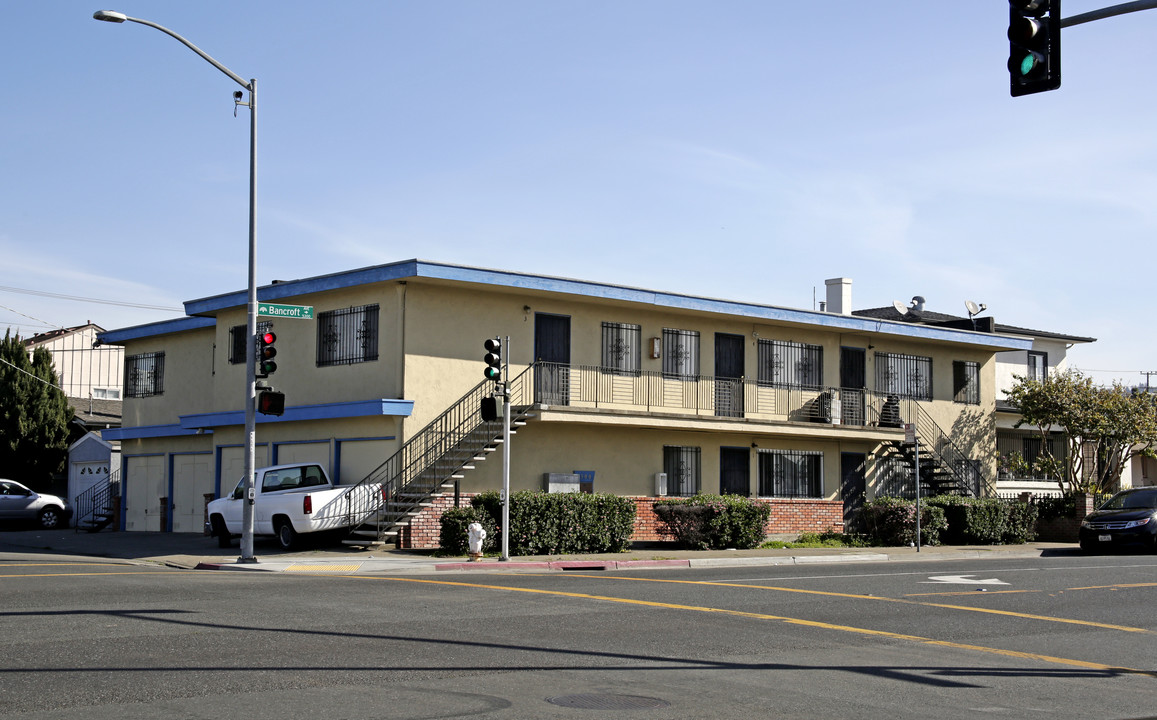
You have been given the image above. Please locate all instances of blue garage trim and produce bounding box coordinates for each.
[103,424,205,441]
[179,398,414,430]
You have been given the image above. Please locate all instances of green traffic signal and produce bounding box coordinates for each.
[1008,0,1060,97]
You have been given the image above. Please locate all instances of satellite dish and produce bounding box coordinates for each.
[965,300,981,317]
[892,300,909,316]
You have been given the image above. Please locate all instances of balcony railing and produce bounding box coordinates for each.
[533,362,892,427]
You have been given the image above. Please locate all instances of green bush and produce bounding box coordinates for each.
[860,497,945,546]
[438,506,498,555]
[1033,493,1076,522]
[924,495,1038,545]
[469,490,636,556]
[653,495,771,550]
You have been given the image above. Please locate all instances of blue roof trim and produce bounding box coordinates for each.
[102,424,205,441]
[115,259,1034,352]
[179,398,414,430]
[98,316,215,344]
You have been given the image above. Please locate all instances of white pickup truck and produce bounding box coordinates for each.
[206,463,382,550]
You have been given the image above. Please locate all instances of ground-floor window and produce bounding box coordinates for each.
[663,446,701,496]
[758,449,823,498]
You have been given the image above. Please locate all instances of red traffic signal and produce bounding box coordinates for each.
[256,331,278,378]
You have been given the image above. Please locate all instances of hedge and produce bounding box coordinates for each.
[653,494,771,550]
[924,495,1038,545]
[455,490,636,556]
[860,497,946,547]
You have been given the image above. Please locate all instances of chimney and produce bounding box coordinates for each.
[824,278,852,315]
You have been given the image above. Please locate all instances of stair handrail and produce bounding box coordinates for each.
[74,468,121,533]
[336,363,538,537]
[902,398,984,496]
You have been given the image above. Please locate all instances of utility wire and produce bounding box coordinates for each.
[0,284,182,312]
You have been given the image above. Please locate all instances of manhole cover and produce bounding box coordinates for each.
[545,693,670,710]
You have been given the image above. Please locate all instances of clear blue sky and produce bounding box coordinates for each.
[3,2,1154,385]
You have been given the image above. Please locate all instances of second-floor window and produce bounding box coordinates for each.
[317,304,379,367]
[876,352,932,401]
[662,328,699,379]
[124,352,164,398]
[1027,351,1048,382]
[758,340,822,388]
[601,322,641,375]
[953,361,980,405]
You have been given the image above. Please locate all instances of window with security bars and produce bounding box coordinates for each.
[875,352,932,401]
[124,352,164,398]
[601,322,641,375]
[758,340,822,388]
[953,360,980,405]
[758,450,823,498]
[663,446,701,497]
[662,328,699,379]
[876,455,915,499]
[229,321,272,364]
[317,304,379,367]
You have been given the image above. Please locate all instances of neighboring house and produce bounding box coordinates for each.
[98,262,1032,544]
[23,324,124,515]
[853,295,1094,495]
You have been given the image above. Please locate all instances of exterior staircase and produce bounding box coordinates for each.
[337,364,537,547]
[74,470,121,533]
[880,398,982,497]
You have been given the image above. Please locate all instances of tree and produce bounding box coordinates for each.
[1005,369,1157,494]
[0,330,71,488]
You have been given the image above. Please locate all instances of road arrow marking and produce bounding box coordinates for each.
[922,574,1009,585]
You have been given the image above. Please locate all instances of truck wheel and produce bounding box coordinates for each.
[211,516,232,548]
[275,518,297,551]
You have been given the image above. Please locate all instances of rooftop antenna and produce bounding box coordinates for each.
[892,300,909,316]
[965,300,987,319]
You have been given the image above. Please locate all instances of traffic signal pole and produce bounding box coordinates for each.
[500,336,511,562]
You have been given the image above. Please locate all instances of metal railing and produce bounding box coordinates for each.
[533,362,886,426]
[74,469,120,533]
[339,364,537,540]
[902,397,984,496]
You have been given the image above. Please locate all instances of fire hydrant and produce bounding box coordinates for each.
[467,522,486,562]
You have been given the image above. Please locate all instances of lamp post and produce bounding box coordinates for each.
[94,10,261,562]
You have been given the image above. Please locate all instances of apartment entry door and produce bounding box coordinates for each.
[841,452,867,531]
[719,447,750,496]
[714,333,745,417]
[534,313,571,405]
[840,347,867,426]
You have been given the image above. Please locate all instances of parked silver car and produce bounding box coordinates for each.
[0,479,72,529]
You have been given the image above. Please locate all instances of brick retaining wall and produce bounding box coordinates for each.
[396,494,845,550]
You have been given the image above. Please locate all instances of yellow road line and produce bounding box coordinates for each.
[554,574,1153,634]
[904,590,1034,597]
[353,575,1156,677]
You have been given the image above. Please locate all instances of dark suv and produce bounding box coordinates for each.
[1079,488,1157,553]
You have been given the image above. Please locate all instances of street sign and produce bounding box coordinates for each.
[257,302,314,320]
[903,423,916,444]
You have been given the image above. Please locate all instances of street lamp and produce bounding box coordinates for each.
[94,10,261,563]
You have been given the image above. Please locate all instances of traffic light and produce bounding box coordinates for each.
[1008,0,1060,97]
[483,337,502,382]
[480,395,500,422]
[256,330,277,378]
[257,390,285,416]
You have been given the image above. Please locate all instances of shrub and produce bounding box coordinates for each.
[469,490,636,556]
[438,506,498,555]
[653,495,771,550]
[860,497,945,546]
[924,495,1038,545]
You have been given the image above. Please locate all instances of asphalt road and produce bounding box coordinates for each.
[1,553,1154,719]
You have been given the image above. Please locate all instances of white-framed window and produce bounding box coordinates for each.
[662,328,699,379]
[953,360,980,405]
[758,340,823,388]
[876,352,932,401]
[663,445,701,497]
[92,387,121,400]
[758,450,823,498]
[601,322,641,375]
[317,304,379,367]
[124,352,164,398]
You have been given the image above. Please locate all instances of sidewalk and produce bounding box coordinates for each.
[0,528,1082,575]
